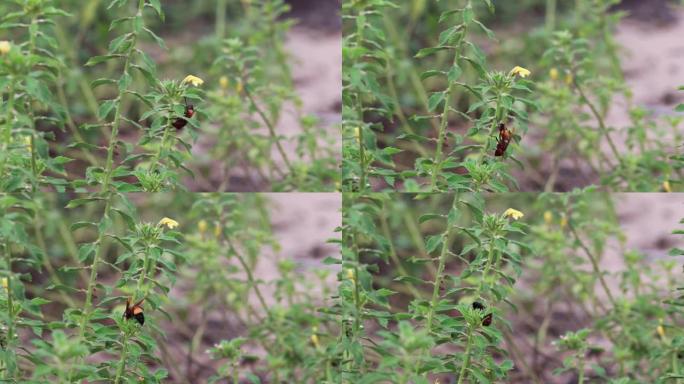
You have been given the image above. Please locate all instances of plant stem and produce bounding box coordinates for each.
[477,241,496,296]
[456,326,474,384]
[3,242,16,379]
[113,331,130,384]
[216,0,227,39]
[136,246,151,300]
[577,352,585,384]
[567,221,617,308]
[357,122,368,190]
[380,205,422,298]
[148,110,173,177]
[431,3,470,190]
[572,77,623,168]
[225,237,269,315]
[425,195,460,332]
[242,84,295,176]
[546,0,557,32]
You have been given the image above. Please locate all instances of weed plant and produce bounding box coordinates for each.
[329,191,684,383]
[342,0,683,192]
[0,192,343,382]
[0,0,339,193]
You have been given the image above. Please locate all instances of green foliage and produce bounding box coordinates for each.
[0,0,338,193]
[342,0,683,192]
[334,193,528,382]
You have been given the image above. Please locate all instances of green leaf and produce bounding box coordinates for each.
[65,197,103,209]
[91,78,116,88]
[447,64,462,83]
[118,72,131,92]
[78,243,96,262]
[415,46,450,58]
[420,70,444,80]
[148,0,164,20]
[70,221,97,231]
[428,92,445,112]
[85,55,118,66]
[418,214,444,224]
[425,234,443,254]
[143,27,166,50]
[97,99,117,120]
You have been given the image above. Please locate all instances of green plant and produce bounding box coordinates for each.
[334,193,528,382]
[342,0,683,192]
[342,0,537,192]
[0,0,338,193]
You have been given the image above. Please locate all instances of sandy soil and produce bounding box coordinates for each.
[271,26,342,170]
[254,193,341,303]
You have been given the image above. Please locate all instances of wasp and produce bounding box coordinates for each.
[494,123,512,157]
[172,97,195,130]
[123,297,145,325]
[472,301,493,327]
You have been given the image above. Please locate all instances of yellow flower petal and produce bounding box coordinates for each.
[219,76,229,89]
[565,73,573,85]
[197,220,207,234]
[158,217,179,229]
[503,208,524,220]
[311,333,320,348]
[1,277,7,289]
[549,68,559,81]
[182,75,204,87]
[353,127,361,142]
[657,324,665,338]
[543,211,553,225]
[663,180,672,193]
[510,66,531,78]
[0,41,10,55]
[346,268,355,282]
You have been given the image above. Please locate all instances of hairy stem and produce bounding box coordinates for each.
[456,326,474,384]
[113,331,130,384]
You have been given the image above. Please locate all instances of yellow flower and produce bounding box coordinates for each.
[311,327,320,348]
[503,208,524,220]
[0,41,10,55]
[214,223,222,238]
[235,81,243,94]
[510,66,531,78]
[1,277,7,289]
[197,220,207,234]
[663,180,672,193]
[353,127,361,142]
[565,73,573,85]
[657,320,666,338]
[158,217,179,229]
[560,214,568,229]
[182,75,204,87]
[549,68,559,81]
[219,76,229,89]
[23,136,32,151]
[543,211,553,225]
[346,269,355,282]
